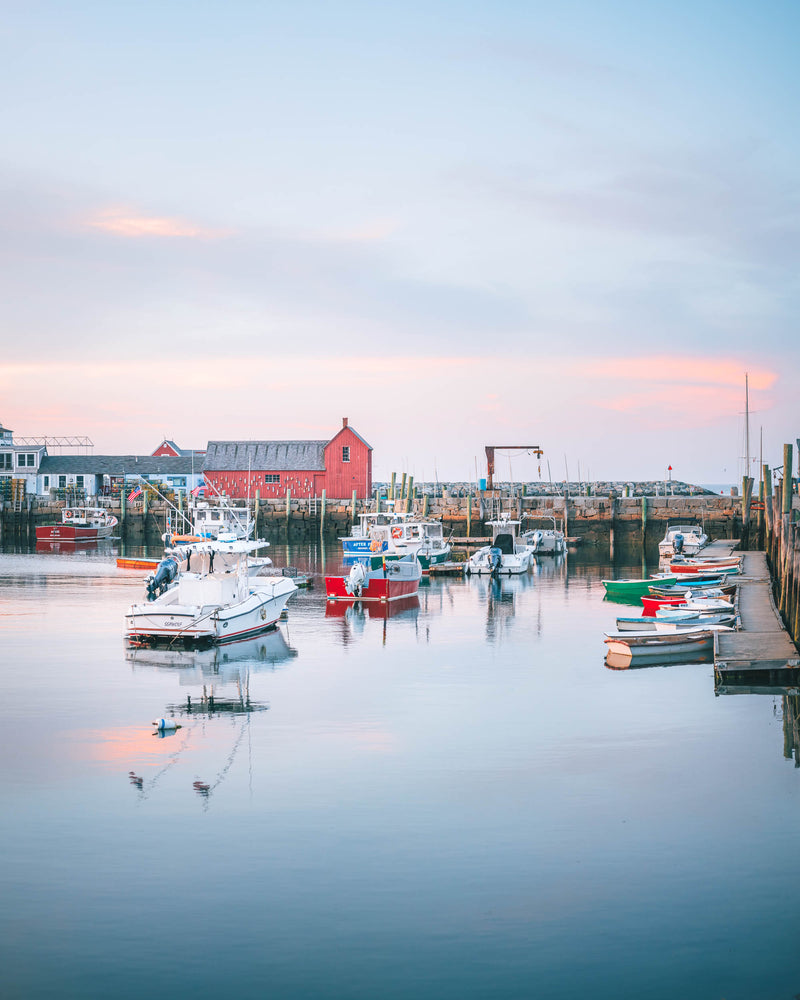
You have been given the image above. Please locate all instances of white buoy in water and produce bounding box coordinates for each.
[152,718,182,730]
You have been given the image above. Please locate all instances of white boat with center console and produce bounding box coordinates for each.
[125,537,297,647]
[658,524,709,557]
[465,517,534,575]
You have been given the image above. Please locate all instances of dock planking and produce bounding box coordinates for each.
[714,550,800,688]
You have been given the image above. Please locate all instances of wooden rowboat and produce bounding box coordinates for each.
[604,625,731,666]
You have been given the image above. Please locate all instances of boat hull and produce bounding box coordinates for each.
[602,576,676,599]
[670,561,740,575]
[325,575,420,602]
[604,631,714,665]
[341,537,387,555]
[125,585,296,647]
[36,524,107,540]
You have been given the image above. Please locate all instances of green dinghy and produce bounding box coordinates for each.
[602,575,677,601]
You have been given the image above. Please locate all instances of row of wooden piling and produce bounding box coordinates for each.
[742,442,800,645]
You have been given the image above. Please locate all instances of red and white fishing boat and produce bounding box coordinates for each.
[36,506,118,541]
[325,555,422,603]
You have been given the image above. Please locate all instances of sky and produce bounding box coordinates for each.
[1,0,798,485]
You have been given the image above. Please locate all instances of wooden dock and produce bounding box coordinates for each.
[714,550,800,691]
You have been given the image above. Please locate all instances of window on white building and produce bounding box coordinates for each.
[43,476,50,489]
[76,476,84,488]
[59,476,67,488]
[17,453,35,467]
[0,453,12,470]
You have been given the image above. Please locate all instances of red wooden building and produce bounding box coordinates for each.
[203,419,372,499]
[151,440,206,459]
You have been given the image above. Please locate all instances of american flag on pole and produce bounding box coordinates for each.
[127,486,143,502]
[190,484,205,497]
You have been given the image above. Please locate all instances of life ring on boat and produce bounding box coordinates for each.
[64,510,73,519]
[370,540,380,552]
[391,526,402,539]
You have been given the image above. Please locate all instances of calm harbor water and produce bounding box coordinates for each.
[1,540,799,999]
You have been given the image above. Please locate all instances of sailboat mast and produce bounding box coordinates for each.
[745,372,750,481]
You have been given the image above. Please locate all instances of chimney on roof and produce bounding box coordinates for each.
[342,417,348,428]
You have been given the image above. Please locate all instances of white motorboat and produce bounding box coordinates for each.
[525,518,566,554]
[658,524,709,557]
[466,517,534,575]
[125,537,297,647]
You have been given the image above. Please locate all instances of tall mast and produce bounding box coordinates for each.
[745,371,750,481]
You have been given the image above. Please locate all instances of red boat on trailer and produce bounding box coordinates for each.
[325,555,422,603]
[35,506,118,542]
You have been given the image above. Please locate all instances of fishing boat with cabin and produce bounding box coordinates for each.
[36,506,118,542]
[325,553,422,603]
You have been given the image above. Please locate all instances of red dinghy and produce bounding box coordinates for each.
[325,555,422,603]
[641,595,692,616]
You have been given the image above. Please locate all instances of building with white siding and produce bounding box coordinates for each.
[37,455,205,499]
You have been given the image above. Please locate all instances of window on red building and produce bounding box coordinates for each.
[342,446,350,463]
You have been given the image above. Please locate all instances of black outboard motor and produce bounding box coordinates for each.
[146,556,179,601]
[488,546,503,577]
[672,532,685,554]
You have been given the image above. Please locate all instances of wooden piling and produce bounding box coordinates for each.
[742,475,754,549]
[390,472,396,501]
[400,473,407,504]
[254,489,260,537]
[780,445,793,617]
[466,492,471,537]
[351,489,357,523]
[407,476,414,513]
[764,465,773,566]
[320,489,327,536]
[609,496,615,560]
[641,496,647,545]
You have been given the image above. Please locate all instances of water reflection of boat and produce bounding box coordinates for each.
[468,572,534,599]
[325,594,420,620]
[36,538,99,554]
[605,649,714,670]
[125,628,297,679]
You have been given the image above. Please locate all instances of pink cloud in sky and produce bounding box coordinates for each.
[579,356,776,390]
[85,207,231,239]
[1,353,791,483]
